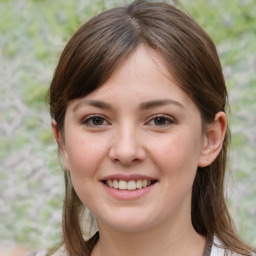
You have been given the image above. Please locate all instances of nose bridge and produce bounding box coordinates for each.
[109,122,145,165]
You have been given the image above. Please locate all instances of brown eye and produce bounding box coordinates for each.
[91,117,105,125]
[154,117,168,125]
[147,115,175,126]
[82,115,108,126]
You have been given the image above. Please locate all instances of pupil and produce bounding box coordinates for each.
[93,117,103,125]
[155,117,165,125]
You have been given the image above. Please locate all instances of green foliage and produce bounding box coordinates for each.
[37,129,53,144]
[0,0,255,250]
[22,81,48,109]
[180,0,256,42]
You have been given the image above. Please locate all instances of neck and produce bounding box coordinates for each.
[92,219,206,256]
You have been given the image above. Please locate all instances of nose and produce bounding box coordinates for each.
[109,125,146,166]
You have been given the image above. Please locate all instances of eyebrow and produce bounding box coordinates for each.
[139,99,185,110]
[73,100,112,112]
[73,99,184,112]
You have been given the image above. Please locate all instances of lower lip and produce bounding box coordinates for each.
[102,182,157,200]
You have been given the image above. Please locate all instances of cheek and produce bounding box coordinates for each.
[150,132,202,177]
[65,134,109,178]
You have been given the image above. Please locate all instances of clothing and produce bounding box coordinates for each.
[26,250,48,256]
[26,235,244,256]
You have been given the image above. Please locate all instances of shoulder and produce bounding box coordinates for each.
[211,236,255,256]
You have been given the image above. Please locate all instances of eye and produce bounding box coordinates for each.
[82,115,109,126]
[147,115,175,126]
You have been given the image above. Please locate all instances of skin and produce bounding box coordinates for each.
[53,45,227,256]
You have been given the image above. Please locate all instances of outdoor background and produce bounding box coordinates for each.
[0,0,255,251]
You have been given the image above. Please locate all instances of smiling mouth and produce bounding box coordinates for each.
[102,179,157,191]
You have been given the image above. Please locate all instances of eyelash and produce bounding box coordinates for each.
[81,114,175,127]
[147,115,175,126]
[81,115,110,126]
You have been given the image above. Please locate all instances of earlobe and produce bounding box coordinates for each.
[51,120,70,171]
[198,112,227,167]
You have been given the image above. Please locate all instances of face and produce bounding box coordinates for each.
[59,45,208,233]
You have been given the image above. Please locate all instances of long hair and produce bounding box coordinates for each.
[48,1,254,255]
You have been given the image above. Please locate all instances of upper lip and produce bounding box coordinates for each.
[100,174,157,181]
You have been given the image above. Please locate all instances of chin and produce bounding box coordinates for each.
[101,213,157,233]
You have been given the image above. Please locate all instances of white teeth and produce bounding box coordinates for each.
[128,180,136,190]
[105,179,154,190]
[119,180,128,190]
[136,179,142,189]
[113,179,119,189]
[108,180,113,187]
[142,180,148,188]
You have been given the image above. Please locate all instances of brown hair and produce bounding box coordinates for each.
[48,1,254,255]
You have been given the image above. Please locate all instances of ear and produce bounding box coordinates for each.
[51,120,70,171]
[198,112,227,167]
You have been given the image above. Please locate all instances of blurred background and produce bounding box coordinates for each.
[0,0,255,252]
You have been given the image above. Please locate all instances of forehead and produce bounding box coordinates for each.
[68,45,200,116]
[89,46,182,99]
[88,46,168,93]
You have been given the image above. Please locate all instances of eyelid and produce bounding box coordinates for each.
[81,114,111,126]
[146,114,176,126]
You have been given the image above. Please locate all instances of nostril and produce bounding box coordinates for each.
[108,135,146,165]
[111,157,141,166]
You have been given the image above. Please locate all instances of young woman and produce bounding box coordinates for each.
[28,1,255,255]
